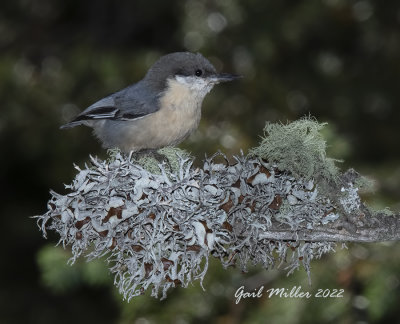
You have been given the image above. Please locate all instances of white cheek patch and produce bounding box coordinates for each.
[175,75,214,95]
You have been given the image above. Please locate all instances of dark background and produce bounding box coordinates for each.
[1,0,399,323]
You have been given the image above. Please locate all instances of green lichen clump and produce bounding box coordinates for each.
[106,147,122,164]
[366,204,395,217]
[135,147,192,175]
[250,117,340,183]
[354,175,376,194]
[106,147,192,175]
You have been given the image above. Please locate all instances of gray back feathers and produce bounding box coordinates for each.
[60,52,216,129]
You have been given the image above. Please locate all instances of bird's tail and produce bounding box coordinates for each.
[60,121,84,129]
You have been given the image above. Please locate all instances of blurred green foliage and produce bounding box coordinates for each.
[1,0,399,323]
[37,245,111,293]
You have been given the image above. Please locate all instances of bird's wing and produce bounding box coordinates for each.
[60,83,160,129]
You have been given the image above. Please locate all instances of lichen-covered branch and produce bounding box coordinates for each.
[34,119,400,300]
[256,216,400,243]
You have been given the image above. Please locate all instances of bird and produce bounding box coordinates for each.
[61,52,239,153]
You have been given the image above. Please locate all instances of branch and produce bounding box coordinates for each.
[256,217,400,242]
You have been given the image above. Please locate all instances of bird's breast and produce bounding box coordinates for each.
[153,79,204,145]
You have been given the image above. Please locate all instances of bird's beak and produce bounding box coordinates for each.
[209,73,242,84]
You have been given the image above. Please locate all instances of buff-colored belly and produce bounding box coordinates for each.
[120,104,201,152]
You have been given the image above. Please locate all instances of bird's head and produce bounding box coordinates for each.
[144,52,240,97]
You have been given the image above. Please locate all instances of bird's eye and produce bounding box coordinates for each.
[195,69,203,77]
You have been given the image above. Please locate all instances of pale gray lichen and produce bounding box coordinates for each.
[340,185,361,214]
[35,148,350,300]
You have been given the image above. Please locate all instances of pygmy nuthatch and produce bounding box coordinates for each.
[61,52,239,153]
